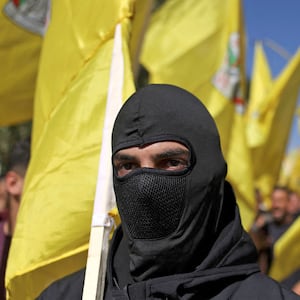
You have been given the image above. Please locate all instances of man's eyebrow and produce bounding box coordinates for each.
[113,153,136,162]
[154,148,190,160]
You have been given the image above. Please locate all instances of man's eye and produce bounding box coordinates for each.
[159,159,188,170]
[168,159,181,166]
[115,162,138,177]
[122,163,135,170]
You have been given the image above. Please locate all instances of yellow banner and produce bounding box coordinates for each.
[246,42,273,148]
[6,1,136,299]
[249,49,300,203]
[141,0,255,229]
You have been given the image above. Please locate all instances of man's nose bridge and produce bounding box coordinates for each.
[140,157,155,169]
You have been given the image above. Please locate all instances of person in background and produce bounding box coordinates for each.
[268,186,294,245]
[0,138,30,300]
[250,185,296,275]
[288,190,300,220]
[249,188,273,274]
[0,176,8,266]
[279,190,300,295]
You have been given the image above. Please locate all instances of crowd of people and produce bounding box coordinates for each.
[0,85,300,299]
[250,185,300,292]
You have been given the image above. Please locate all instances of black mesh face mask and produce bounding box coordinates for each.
[114,168,189,240]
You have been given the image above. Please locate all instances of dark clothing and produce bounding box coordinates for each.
[0,222,5,266]
[0,235,11,300]
[282,269,300,291]
[37,269,85,300]
[268,222,292,245]
[104,216,298,299]
[0,211,9,300]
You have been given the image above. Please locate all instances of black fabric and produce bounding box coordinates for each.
[114,168,188,239]
[112,84,228,281]
[36,269,85,300]
[267,222,292,244]
[105,218,299,299]
[282,269,300,290]
[0,235,11,300]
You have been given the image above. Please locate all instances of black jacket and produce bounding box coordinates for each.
[105,221,299,300]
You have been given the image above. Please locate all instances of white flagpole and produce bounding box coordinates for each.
[82,23,124,300]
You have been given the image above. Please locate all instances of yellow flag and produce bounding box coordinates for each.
[222,0,256,230]
[0,0,42,126]
[288,150,300,194]
[5,1,136,299]
[279,149,300,194]
[141,0,233,153]
[226,111,256,230]
[246,42,273,148]
[269,217,300,281]
[245,42,273,207]
[140,0,256,229]
[249,49,300,204]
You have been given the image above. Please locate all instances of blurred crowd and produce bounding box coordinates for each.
[249,186,300,294]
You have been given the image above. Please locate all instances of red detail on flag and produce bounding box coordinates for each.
[12,0,19,7]
[233,97,244,106]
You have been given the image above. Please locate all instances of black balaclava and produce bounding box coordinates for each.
[112,84,227,282]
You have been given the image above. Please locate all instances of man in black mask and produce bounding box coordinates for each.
[38,84,299,299]
[106,84,299,299]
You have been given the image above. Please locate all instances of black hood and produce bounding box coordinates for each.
[112,84,233,281]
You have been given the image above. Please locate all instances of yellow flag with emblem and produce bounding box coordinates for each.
[245,42,273,206]
[5,1,139,299]
[140,0,255,229]
[248,49,300,205]
[246,42,273,148]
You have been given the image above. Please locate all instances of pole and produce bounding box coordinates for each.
[82,23,124,300]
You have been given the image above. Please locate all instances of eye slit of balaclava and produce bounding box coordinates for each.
[112,137,196,178]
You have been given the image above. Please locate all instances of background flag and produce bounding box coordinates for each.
[245,41,273,207]
[279,149,300,194]
[5,1,137,299]
[221,0,256,230]
[140,0,256,229]
[248,49,300,205]
[246,42,273,149]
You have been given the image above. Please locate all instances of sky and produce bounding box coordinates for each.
[243,0,300,153]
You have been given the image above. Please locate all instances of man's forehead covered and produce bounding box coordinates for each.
[112,84,219,155]
[113,141,190,160]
